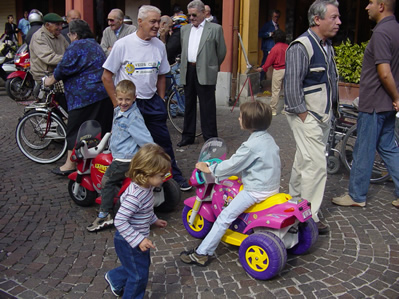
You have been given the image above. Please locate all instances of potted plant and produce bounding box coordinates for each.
[334,39,368,103]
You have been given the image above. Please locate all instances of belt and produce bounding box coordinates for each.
[188,62,196,66]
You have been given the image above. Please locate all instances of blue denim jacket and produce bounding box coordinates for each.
[110,102,154,160]
[209,130,281,192]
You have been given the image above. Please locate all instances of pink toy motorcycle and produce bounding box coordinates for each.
[182,138,318,280]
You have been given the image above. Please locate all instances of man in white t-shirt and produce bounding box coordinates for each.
[102,5,191,191]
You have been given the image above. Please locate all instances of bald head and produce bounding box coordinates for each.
[161,15,173,26]
[66,9,81,23]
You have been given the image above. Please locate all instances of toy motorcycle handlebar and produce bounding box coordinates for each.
[194,158,223,185]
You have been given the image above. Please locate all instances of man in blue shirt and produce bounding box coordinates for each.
[18,11,30,42]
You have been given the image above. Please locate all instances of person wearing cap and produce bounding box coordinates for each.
[100,9,136,57]
[29,12,69,82]
[61,9,81,43]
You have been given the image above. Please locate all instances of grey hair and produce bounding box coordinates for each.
[308,0,339,27]
[110,8,124,20]
[187,0,205,12]
[138,5,161,21]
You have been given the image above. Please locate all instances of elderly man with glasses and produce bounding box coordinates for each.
[29,13,69,83]
[100,8,136,57]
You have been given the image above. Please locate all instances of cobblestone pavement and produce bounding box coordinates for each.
[0,87,398,299]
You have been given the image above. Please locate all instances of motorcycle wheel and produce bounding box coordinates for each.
[68,180,97,207]
[182,205,213,239]
[155,179,181,213]
[287,218,319,255]
[6,76,34,101]
[238,231,287,280]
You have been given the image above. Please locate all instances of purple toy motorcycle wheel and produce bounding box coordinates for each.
[182,205,213,239]
[239,232,287,280]
[287,218,319,255]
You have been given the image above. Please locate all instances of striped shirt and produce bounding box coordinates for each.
[114,181,158,249]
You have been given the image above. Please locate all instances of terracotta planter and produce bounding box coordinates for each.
[339,82,360,104]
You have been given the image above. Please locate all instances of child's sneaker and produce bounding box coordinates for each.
[104,272,123,297]
[86,214,113,232]
[180,249,210,266]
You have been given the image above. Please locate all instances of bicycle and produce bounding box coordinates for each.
[165,61,202,137]
[15,78,68,164]
[326,99,390,183]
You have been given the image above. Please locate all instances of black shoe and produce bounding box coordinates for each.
[316,221,330,235]
[179,180,192,191]
[177,138,194,147]
[51,167,75,176]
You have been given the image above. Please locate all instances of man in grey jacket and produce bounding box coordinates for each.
[284,0,341,234]
[177,0,226,147]
[100,9,136,57]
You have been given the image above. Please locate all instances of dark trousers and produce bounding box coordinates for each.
[136,94,184,184]
[183,64,217,141]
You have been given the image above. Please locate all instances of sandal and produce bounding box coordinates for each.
[392,199,399,208]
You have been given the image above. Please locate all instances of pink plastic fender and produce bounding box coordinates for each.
[243,214,296,233]
[6,71,27,80]
[68,172,96,191]
[183,196,216,223]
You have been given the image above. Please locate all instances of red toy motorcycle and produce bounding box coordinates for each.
[6,43,35,101]
[67,120,181,212]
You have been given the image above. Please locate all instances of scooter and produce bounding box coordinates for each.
[5,43,35,101]
[0,40,17,81]
[182,138,318,280]
[67,120,181,213]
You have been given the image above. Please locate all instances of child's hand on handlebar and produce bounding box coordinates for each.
[196,162,211,173]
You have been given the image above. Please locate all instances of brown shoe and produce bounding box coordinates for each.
[332,194,366,207]
[392,199,399,208]
[180,249,210,266]
[316,221,329,234]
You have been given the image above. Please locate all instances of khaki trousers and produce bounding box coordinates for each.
[270,68,285,112]
[286,112,331,222]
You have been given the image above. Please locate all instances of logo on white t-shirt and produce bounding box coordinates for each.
[124,61,161,76]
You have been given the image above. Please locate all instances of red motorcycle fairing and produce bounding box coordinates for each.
[6,70,28,80]
[68,172,96,191]
[91,152,113,190]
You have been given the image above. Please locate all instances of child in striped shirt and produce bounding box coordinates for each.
[104,144,170,298]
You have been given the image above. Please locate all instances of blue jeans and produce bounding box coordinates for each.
[197,190,267,255]
[107,230,150,299]
[349,111,399,202]
[169,63,185,116]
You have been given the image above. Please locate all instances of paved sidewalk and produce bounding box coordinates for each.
[0,89,398,298]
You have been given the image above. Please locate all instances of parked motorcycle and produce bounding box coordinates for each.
[68,120,181,213]
[0,40,17,81]
[182,138,318,280]
[6,43,35,101]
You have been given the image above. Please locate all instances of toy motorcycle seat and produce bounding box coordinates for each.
[244,193,292,213]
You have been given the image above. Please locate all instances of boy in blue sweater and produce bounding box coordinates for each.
[87,80,153,232]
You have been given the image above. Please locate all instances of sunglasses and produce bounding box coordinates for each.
[187,13,197,18]
[107,18,116,23]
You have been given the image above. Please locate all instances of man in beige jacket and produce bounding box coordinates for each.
[30,13,69,82]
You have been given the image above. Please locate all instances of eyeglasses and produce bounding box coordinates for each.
[187,13,197,18]
[107,18,115,23]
